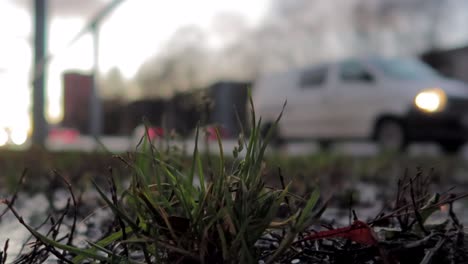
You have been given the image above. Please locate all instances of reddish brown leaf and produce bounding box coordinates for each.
[300,220,378,246]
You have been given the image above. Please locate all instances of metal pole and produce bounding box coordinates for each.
[32,0,48,147]
[90,24,102,138]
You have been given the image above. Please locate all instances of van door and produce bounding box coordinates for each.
[283,65,330,139]
[328,59,380,138]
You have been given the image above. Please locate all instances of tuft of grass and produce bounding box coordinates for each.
[7,98,321,263]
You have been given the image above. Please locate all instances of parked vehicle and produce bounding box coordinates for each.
[253,56,468,153]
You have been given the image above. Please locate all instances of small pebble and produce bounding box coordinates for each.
[291,259,300,264]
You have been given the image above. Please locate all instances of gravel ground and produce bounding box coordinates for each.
[1,179,467,263]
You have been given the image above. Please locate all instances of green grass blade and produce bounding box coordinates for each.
[196,147,206,193]
[189,125,200,186]
[72,226,133,263]
[297,188,320,228]
[214,127,225,179]
[85,240,116,256]
[22,222,111,262]
[216,223,229,261]
[93,181,141,232]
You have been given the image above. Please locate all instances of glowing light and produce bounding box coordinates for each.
[10,129,28,145]
[414,88,446,112]
[0,2,32,138]
[47,101,63,123]
[415,92,440,111]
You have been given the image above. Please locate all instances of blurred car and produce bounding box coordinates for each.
[253,56,468,152]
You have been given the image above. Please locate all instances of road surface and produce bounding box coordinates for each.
[43,135,468,158]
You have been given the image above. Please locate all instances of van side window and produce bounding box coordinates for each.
[300,66,327,88]
[340,60,374,82]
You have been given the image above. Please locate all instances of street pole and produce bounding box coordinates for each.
[29,0,123,142]
[87,0,125,139]
[90,24,102,138]
[32,0,48,147]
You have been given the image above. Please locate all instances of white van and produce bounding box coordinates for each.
[253,57,468,152]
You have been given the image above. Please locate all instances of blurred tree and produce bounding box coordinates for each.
[135,25,210,97]
[100,67,127,99]
[351,0,450,55]
[210,13,263,81]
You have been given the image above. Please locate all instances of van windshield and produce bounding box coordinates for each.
[372,58,442,80]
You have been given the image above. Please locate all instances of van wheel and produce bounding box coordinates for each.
[439,140,464,154]
[261,123,283,146]
[375,119,407,153]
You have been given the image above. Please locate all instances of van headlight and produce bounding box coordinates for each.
[414,88,447,113]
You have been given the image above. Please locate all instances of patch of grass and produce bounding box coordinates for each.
[5,99,323,263]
